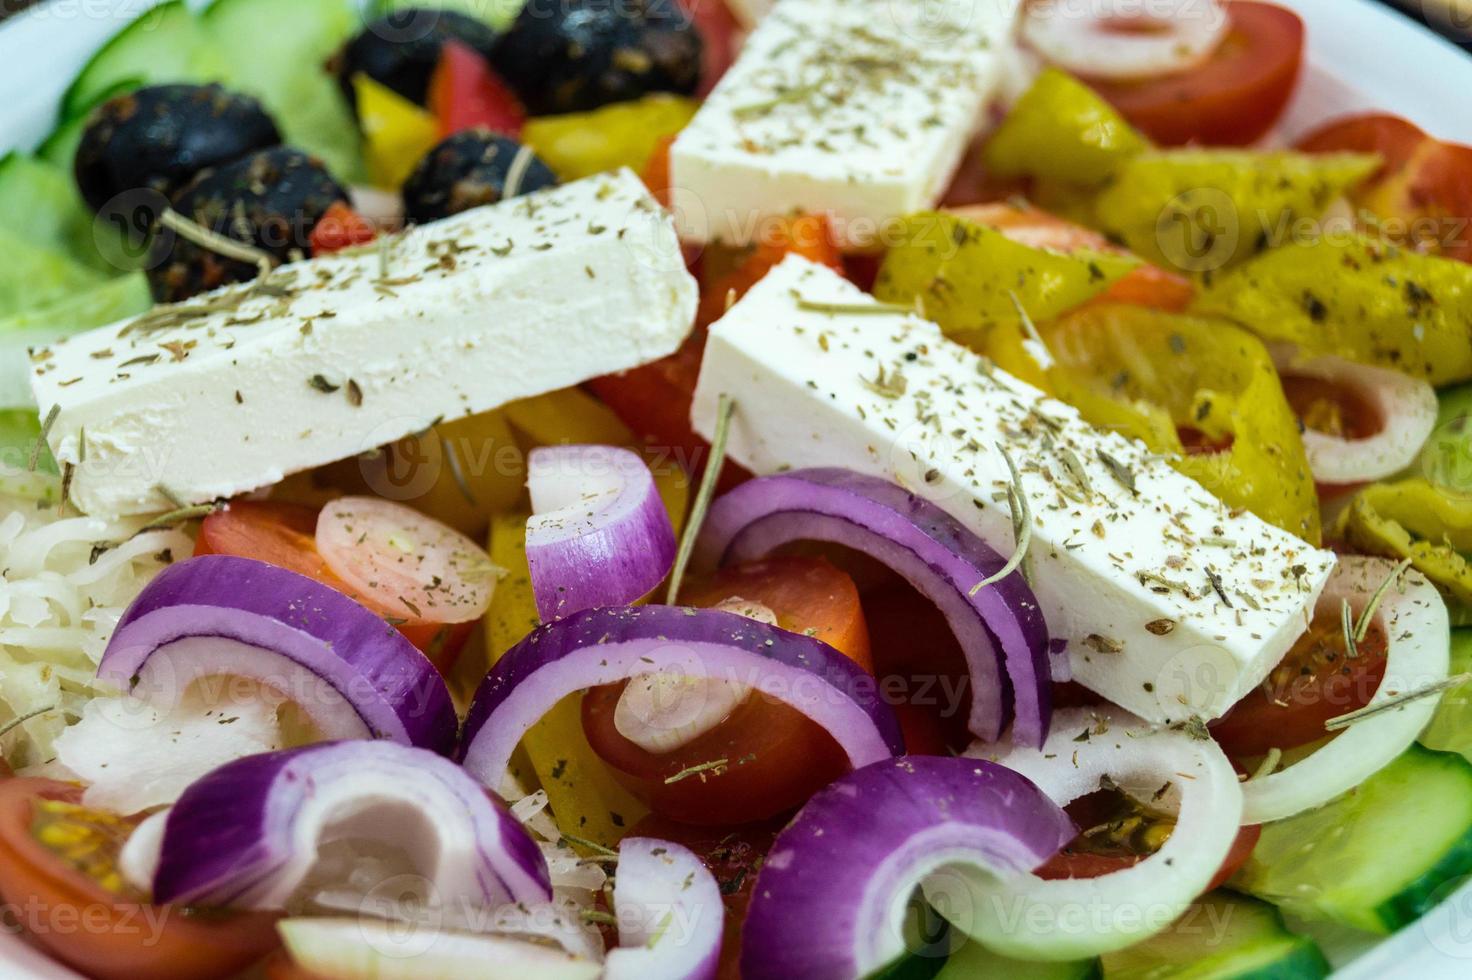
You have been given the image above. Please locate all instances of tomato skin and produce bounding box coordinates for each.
[676,0,740,98]
[308,202,377,256]
[0,779,280,980]
[1209,612,1388,759]
[194,501,470,673]
[1085,2,1304,146]
[1297,113,1472,264]
[861,582,973,752]
[427,40,526,137]
[1208,824,1261,891]
[581,557,872,825]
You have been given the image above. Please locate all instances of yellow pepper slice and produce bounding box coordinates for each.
[1094,149,1379,273]
[984,68,1148,186]
[1195,235,1472,385]
[873,211,1139,351]
[1337,479,1472,609]
[379,410,527,540]
[993,303,1320,542]
[352,73,440,190]
[522,95,697,181]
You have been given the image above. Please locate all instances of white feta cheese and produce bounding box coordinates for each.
[670,0,1020,250]
[31,170,696,517]
[691,256,1335,724]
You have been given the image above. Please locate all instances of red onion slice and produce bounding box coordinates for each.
[605,837,723,980]
[97,555,458,756]
[152,740,551,909]
[460,605,904,791]
[526,444,677,620]
[739,757,1073,980]
[695,468,1052,746]
[1022,0,1231,81]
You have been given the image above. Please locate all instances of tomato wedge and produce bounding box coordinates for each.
[948,202,1195,311]
[1297,112,1472,263]
[581,556,872,825]
[0,778,280,980]
[308,202,377,256]
[676,0,740,98]
[1084,2,1303,146]
[427,39,525,137]
[1209,609,1388,760]
[194,501,473,673]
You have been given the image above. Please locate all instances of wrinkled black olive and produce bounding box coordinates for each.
[147,147,348,303]
[73,83,281,213]
[334,8,500,111]
[491,0,702,115]
[402,129,557,224]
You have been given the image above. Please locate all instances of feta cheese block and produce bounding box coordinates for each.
[691,256,1336,724]
[31,169,697,517]
[669,0,1019,249]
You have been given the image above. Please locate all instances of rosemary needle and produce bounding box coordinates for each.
[667,394,735,605]
[1324,673,1472,731]
[970,444,1032,594]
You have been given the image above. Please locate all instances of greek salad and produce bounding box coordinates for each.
[1,0,1472,978]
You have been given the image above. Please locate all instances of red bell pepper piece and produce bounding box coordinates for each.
[428,39,526,138]
[309,201,377,255]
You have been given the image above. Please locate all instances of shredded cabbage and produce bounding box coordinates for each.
[0,485,193,769]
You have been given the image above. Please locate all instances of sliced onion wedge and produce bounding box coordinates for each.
[460,605,904,791]
[1021,0,1230,81]
[696,468,1051,746]
[1273,350,1438,486]
[951,706,1243,960]
[527,444,677,621]
[1242,556,1450,824]
[97,555,458,755]
[739,757,1073,980]
[605,837,723,980]
[279,918,600,980]
[153,740,551,909]
[317,496,497,626]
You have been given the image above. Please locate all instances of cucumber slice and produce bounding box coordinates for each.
[1234,746,1472,933]
[374,0,526,32]
[59,1,233,122]
[0,153,115,274]
[937,942,1099,980]
[0,230,108,322]
[1099,892,1329,980]
[201,0,367,183]
[1421,629,1472,762]
[0,274,153,409]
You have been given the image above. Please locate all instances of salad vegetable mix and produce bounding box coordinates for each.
[1,0,1472,978]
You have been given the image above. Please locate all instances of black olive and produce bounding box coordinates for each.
[334,8,500,112]
[491,0,702,115]
[402,129,557,225]
[73,83,281,213]
[147,147,348,303]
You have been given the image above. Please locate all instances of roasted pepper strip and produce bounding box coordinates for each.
[1337,479,1472,610]
[1095,149,1379,273]
[992,303,1320,542]
[522,94,698,181]
[1195,235,1472,385]
[873,211,1138,350]
[983,67,1148,186]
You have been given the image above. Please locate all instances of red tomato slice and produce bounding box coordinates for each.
[861,581,973,752]
[1209,609,1388,760]
[1084,2,1304,146]
[949,202,1195,311]
[308,202,377,256]
[581,556,872,825]
[0,778,280,980]
[427,39,526,138]
[641,133,678,207]
[194,500,472,673]
[1297,112,1472,263]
